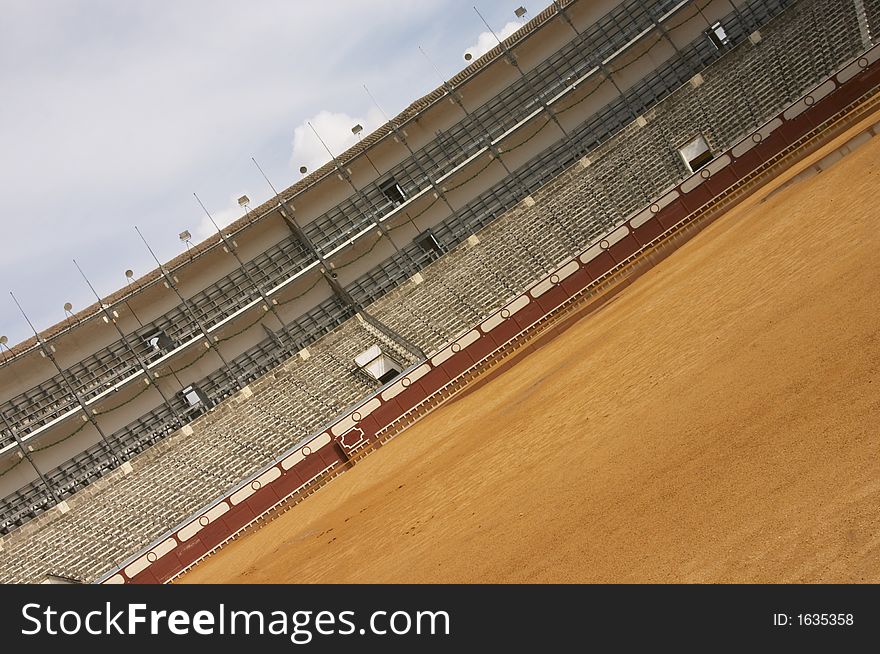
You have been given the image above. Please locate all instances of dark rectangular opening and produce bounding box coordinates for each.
[379,178,406,208]
[415,229,443,255]
[689,149,714,171]
[377,368,401,385]
[143,329,174,358]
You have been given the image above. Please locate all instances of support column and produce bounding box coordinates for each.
[10,292,122,464]
[195,197,293,348]
[136,228,243,392]
[442,83,536,203]
[74,260,186,430]
[552,0,639,120]
[276,199,426,361]
[1,410,60,505]
[367,96,540,287]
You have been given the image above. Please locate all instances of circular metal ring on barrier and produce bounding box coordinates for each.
[550,274,560,284]
[302,446,312,456]
[500,309,511,319]
[198,515,210,527]
[700,168,711,179]
[401,378,411,388]
[251,480,261,491]
[650,203,660,214]
[859,57,869,69]
[146,552,157,563]
[804,95,815,106]
[451,342,461,353]
[599,239,610,250]
[752,132,763,143]
[352,411,362,422]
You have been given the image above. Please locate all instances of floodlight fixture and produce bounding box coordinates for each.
[299,165,308,175]
[464,52,473,61]
[514,6,527,18]
[237,195,250,208]
[351,124,363,136]
[179,229,194,254]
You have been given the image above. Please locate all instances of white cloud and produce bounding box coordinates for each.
[290,107,385,175]
[463,20,525,61]
[0,0,439,342]
[0,0,529,344]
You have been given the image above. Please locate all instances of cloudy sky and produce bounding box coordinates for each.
[0,0,539,347]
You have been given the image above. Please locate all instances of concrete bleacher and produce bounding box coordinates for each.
[0,0,845,528]
[0,0,871,583]
[329,0,869,359]
[0,318,411,583]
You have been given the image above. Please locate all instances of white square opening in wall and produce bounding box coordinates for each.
[706,21,729,50]
[181,384,208,408]
[355,345,402,385]
[678,134,714,173]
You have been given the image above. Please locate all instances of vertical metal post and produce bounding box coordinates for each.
[552,0,639,120]
[193,193,291,338]
[364,85,545,278]
[73,259,185,430]
[253,160,427,361]
[472,9,596,254]
[473,7,583,163]
[306,122,418,268]
[252,156,367,309]
[419,46,536,202]
[134,226,242,391]
[9,291,121,464]
[1,410,60,504]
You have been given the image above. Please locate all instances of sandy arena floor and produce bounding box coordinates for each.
[182,126,880,584]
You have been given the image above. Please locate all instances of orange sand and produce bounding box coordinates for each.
[182,126,880,584]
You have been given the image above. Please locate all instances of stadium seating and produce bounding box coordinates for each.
[0,0,871,583]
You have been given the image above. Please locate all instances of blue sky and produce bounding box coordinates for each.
[0,0,541,348]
